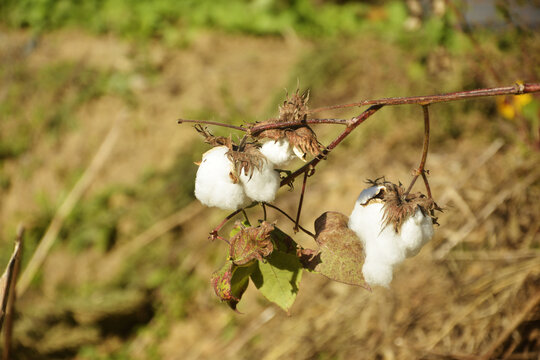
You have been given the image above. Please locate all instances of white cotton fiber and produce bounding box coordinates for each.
[362,258,394,288]
[260,139,295,166]
[239,158,281,202]
[349,201,406,265]
[194,146,250,210]
[400,207,434,258]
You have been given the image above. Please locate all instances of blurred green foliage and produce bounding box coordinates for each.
[1,0,372,40]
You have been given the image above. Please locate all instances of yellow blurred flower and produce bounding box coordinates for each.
[496,85,533,120]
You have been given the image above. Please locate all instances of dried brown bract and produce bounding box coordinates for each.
[195,124,232,148]
[368,179,440,232]
[257,91,322,157]
[279,90,310,123]
[226,143,265,181]
[286,126,321,158]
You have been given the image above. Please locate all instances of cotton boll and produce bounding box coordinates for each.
[349,186,406,287]
[239,159,281,202]
[260,139,294,166]
[194,146,250,210]
[362,258,394,288]
[349,200,406,265]
[400,207,434,257]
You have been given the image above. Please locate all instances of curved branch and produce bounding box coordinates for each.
[309,83,540,113]
[280,105,383,187]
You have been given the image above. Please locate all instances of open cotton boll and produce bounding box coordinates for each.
[349,185,406,287]
[400,207,434,258]
[194,146,250,210]
[239,159,281,202]
[259,139,295,166]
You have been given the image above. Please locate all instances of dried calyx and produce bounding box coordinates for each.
[365,179,440,233]
[256,91,322,159]
[195,125,265,181]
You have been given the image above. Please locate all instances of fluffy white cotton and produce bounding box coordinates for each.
[400,207,434,257]
[362,258,394,288]
[348,185,434,288]
[194,146,250,210]
[260,139,295,166]
[349,201,406,265]
[239,159,281,202]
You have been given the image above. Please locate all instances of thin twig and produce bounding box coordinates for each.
[294,171,309,233]
[209,208,244,242]
[0,226,24,334]
[309,83,540,113]
[2,225,24,360]
[405,105,431,196]
[263,202,315,238]
[177,119,247,132]
[249,118,348,135]
[262,203,267,221]
[17,119,121,296]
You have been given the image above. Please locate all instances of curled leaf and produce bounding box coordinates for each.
[211,260,255,311]
[230,221,275,266]
[301,212,368,288]
[211,260,236,302]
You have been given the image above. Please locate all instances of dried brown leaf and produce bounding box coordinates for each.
[301,212,368,288]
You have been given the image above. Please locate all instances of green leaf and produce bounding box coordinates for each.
[250,251,303,313]
[229,222,274,266]
[301,212,368,289]
[270,225,298,254]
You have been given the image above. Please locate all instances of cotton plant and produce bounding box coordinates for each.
[176,83,535,312]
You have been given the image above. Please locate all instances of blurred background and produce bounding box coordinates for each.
[0,0,539,359]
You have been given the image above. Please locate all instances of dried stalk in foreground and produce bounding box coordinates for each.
[0,226,24,333]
